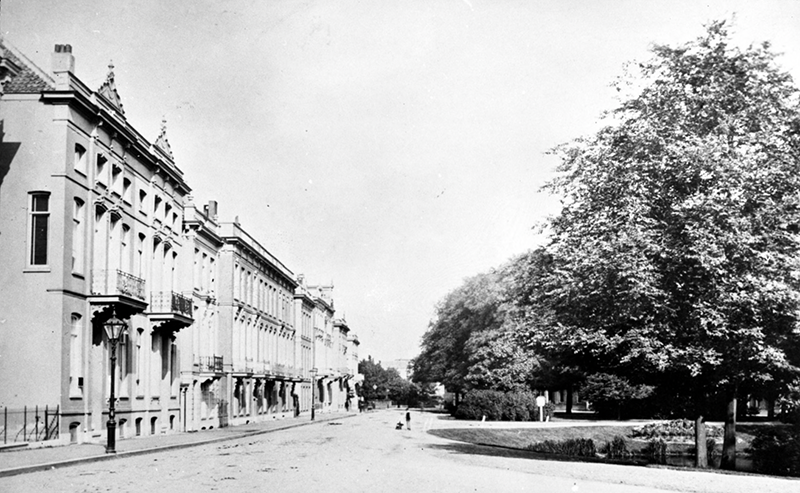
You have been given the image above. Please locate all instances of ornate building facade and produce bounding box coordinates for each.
[0,41,362,445]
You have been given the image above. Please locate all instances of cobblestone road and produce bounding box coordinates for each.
[1,410,798,492]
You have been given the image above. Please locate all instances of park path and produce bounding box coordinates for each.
[0,410,797,492]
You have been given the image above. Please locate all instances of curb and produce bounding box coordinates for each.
[0,413,356,478]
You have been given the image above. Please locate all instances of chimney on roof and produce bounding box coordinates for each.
[51,44,74,74]
[207,200,218,220]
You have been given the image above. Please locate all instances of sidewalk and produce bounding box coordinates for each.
[0,412,356,478]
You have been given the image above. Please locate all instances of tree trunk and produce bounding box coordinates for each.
[566,388,574,415]
[767,398,775,420]
[695,415,707,468]
[720,393,737,470]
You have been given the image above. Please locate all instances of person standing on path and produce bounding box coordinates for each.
[406,411,411,430]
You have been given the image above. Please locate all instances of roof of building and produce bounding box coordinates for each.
[0,38,54,93]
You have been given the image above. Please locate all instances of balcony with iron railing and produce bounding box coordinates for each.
[147,291,194,330]
[150,292,193,318]
[91,269,146,301]
[89,269,148,319]
[198,355,224,373]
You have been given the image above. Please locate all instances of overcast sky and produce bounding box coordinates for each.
[3,1,800,364]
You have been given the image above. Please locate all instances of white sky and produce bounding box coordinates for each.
[3,0,800,363]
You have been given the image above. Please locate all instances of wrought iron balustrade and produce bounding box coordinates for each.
[91,269,146,301]
[150,292,193,317]
[198,355,223,372]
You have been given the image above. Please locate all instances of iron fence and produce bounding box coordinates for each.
[198,355,224,372]
[2,405,60,444]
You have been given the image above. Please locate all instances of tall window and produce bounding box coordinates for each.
[69,314,83,397]
[136,233,146,279]
[119,331,129,398]
[139,190,148,215]
[136,328,145,396]
[151,333,161,396]
[122,178,132,203]
[29,193,50,266]
[121,224,131,273]
[209,257,216,294]
[72,199,85,274]
[74,144,87,174]
[154,196,162,221]
[96,153,107,185]
[193,249,200,289]
[111,164,122,195]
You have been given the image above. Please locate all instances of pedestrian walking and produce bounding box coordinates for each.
[405,411,411,430]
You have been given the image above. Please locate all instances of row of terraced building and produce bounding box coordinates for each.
[0,41,362,445]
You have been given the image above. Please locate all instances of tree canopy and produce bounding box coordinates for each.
[541,20,800,468]
[413,250,549,394]
[414,21,800,471]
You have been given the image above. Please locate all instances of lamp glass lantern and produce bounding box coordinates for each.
[104,310,128,453]
[103,314,127,342]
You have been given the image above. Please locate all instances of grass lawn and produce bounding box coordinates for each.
[429,423,760,455]
[430,425,638,450]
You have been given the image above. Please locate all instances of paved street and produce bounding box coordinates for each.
[1,410,798,493]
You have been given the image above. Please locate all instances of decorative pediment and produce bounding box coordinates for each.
[154,117,174,159]
[97,61,125,115]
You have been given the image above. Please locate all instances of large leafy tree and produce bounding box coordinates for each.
[414,251,551,396]
[412,270,505,399]
[543,21,800,469]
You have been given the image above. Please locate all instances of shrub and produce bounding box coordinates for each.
[543,401,556,420]
[605,435,630,459]
[454,390,541,421]
[527,438,597,457]
[748,427,800,477]
[644,438,668,464]
[501,391,532,421]
[706,437,718,458]
[579,373,654,419]
[454,390,504,420]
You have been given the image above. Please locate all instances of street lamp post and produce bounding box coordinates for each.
[310,368,317,421]
[103,309,128,454]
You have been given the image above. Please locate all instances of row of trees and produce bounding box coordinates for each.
[358,357,433,407]
[412,21,800,470]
